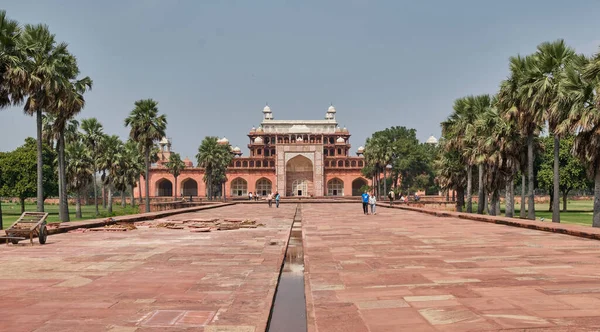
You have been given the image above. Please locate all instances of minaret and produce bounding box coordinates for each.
[262,104,273,120]
[325,104,336,120]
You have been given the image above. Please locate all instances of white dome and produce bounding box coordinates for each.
[159,137,169,144]
[250,126,256,132]
[263,105,271,113]
[357,146,365,153]
[219,137,229,145]
[254,136,264,144]
[256,126,264,133]
[426,135,438,144]
[342,127,348,133]
[327,105,336,113]
[232,146,241,153]
[335,126,342,133]
[336,137,345,143]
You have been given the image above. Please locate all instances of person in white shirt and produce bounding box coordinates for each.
[267,193,273,207]
[369,192,377,215]
[248,192,253,201]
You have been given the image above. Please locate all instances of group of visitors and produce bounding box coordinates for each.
[247,192,262,201]
[361,191,378,215]
[266,192,280,208]
[387,190,414,205]
[248,191,281,207]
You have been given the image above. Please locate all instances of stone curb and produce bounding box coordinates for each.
[379,203,600,241]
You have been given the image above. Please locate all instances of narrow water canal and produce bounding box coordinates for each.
[267,205,307,332]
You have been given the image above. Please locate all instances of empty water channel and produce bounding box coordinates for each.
[267,205,307,332]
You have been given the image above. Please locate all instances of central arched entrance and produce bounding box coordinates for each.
[286,155,313,197]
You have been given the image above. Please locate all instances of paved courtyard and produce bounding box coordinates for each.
[3,203,600,331]
[302,203,600,331]
[0,204,295,332]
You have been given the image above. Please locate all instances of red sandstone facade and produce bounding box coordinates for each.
[138,105,371,199]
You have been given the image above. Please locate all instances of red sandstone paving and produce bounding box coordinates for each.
[0,204,295,332]
[302,203,600,332]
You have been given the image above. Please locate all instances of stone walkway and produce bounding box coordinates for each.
[302,204,600,332]
[0,204,295,332]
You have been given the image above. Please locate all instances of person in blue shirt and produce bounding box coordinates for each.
[361,191,370,214]
[275,192,280,208]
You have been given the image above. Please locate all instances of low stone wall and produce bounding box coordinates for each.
[380,203,600,241]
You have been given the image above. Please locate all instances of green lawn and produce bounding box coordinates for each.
[1,203,140,230]
[473,199,594,226]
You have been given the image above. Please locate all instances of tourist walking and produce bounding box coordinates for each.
[388,190,395,206]
[275,192,280,208]
[369,192,377,215]
[267,192,273,207]
[361,190,370,215]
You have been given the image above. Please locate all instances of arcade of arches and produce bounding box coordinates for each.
[156,179,173,197]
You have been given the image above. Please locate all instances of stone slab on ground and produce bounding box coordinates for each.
[0,204,295,332]
[302,203,600,332]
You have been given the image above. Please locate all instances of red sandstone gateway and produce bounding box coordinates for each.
[138,105,371,199]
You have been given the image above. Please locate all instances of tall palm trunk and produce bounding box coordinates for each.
[527,133,535,220]
[130,184,135,207]
[489,190,499,216]
[121,191,126,208]
[36,109,44,212]
[57,128,70,222]
[520,173,526,218]
[107,187,113,214]
[552,135,560,222]
[75,191,82,219]
[144,148,151,212]
[505,179,513,218]
[174,176,178,202]
[383,166,387,200]
[477,164,485,214]
[138,181,142,206]
[102,180,107,209]
[563,192,568,212]
[594,166,600,228]
[93,148,99,216]
[466,165,473,213]
[20,198,25,213]
[0,198,3,230]
[456,186,464,212]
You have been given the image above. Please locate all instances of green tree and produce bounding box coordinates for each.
[537,135,588,212]
[196,137,232,200]
[165,153,185,200]
[0,10,23,109]
[0,138,57,213]
[80,118,104,215]
[52,75,93,222]
[98,135,123,214]
[434,139,467,211]
[65,138,93,218]
[527,40,576,222]
[499,55,542,220]
[562,53,600,226]
[15,24,74,212]
[124,99,167,212]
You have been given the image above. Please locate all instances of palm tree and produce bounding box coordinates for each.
[561,53,600,226]
[98,135,123,215]
[52,75,93,222]
[499,55,542,220]
[0,10,23,109]
[65,138,93,218]
[165,153,185,201]
[14,24,74,212]
[124,140,144,207]
[196,137,233,200]
[81,118,104,215]
[434,139,467,212]
[527,40,576,222]
[124,99,167,212]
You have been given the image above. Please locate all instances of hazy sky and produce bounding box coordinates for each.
[1,0,599,161]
